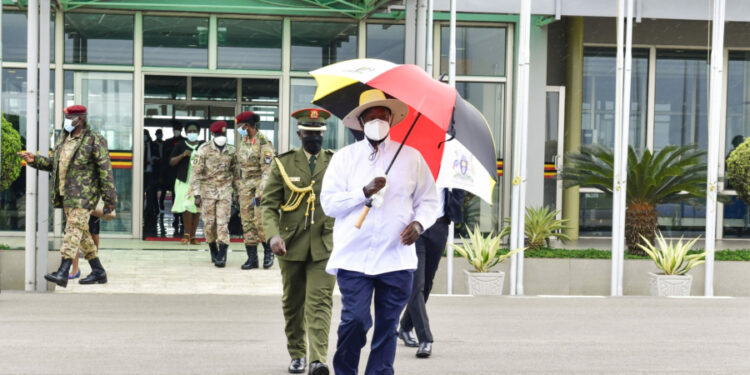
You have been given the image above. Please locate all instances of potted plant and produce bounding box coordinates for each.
[638,231,706,296]
[562,144,711,255]
[499,205,570,250]
[451,225,522,296]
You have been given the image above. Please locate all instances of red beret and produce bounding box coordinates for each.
[64,105,87,115]
[235,111,259,125]
[209,120,227,133]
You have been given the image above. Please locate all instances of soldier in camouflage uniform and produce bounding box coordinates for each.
[18,105,117,288]
[189,120,237,268]
[234,111,276,270]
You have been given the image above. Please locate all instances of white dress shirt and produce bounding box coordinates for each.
[321,138,440,276]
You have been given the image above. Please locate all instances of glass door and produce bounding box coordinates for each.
[544,86,565,219]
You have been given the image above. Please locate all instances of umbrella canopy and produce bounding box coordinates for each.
[310,58,497,203]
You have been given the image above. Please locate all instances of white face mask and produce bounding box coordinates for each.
[63,118,75,133]
[363,119,390,142]
[213,136,227,147]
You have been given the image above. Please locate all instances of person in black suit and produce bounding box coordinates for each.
[398,188,466,358]
[163,121,185,233]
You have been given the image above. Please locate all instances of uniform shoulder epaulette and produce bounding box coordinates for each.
[324,149,335,155]
[197,142,211,152]
[276,149,295,159]
[257,133,268,145]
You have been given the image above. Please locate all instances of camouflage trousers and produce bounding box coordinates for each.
[60,207,97,260]
[201,197,231,245]
[238,186,265,245]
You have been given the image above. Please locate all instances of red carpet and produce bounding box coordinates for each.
[144,237,245,243]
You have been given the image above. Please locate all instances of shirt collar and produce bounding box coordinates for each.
[364,137,392,153]
[303,149,319,161]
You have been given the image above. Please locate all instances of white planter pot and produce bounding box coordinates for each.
[648,272,693,296]
[464,269,505,296]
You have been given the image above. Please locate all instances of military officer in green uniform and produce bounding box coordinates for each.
[234,110,275,270]
[261,108,336,375]
[18,104,117,288]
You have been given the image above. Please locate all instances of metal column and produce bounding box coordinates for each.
[37,0,51,291]
[24,0,40,292]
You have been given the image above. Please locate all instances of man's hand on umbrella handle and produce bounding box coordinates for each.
[270,235,287,256]
[363,177,386,198]
[17,151,35,164]
[401,221,423,245]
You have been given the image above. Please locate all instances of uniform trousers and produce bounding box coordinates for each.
[278,256,336,363]
[333,269,413,375]
[399,219,450,343]
[60,207,97,260]
[201,197,231,244]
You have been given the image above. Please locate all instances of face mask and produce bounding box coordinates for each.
[186,133,198,142]
[301,134,323,155]
[156,134,163,140]
[63,118,75,133]
[213,136,227,147]
[237,127,248,137]
[363,119,390,142]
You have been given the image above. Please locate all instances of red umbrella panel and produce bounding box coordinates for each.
[310,58,497,203]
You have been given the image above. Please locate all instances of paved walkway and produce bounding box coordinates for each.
[2,293,750,374]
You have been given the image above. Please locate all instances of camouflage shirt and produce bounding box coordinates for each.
[31,124,117,209]
[57,133,82,195]
[189,140,237,200]
[235,132,275,195]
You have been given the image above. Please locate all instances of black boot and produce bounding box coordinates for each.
[208,242,218,264]
[262,242,274,269]
[241,245,259,270]
[215,243,228,268]
[44,258,72,288]
[79,257,108,284]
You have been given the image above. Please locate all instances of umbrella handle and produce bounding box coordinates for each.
[354,206,371,229]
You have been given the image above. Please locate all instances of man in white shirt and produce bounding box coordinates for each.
[320,89,440,375]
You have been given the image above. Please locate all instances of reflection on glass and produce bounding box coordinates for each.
[65,71,134,234]
[581,47,648,152]
[143,16,208,68]
[242,78,279,102]
[218,19,282,70]
[543,91,560,213]
[366,23,405,64]
[454,82,503,235]
[579,192,612,235]
[289,78,354,150]
[291,21,358,71]
[653,49,708,151]
[2,10,55,62]
[192,77,236,101]
[440,26,505,76]
[725,51,750,192]
[145,76,187,100]
[722,196,750,238]
[64,13,134,65]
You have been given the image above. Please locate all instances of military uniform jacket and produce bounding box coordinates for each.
[236,132,275,194]
[31,124,117,209]
[189,141,237,200]
[261,148,335,262]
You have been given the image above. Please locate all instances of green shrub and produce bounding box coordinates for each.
[1,115,23,191]
[449,247,750,261]
[0,244,10,250]
[499,206,570,250]
[727,137,750,205]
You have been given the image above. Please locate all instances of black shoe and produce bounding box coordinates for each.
[263,243,274,269]
[398,328,418,347]
[308,361,329,375]
[416,342,432,358]
[44,258,72,288]
[288,357,306,374]
[79,257,108,284]
[208,242,218,264]
[215,243,228,268]
[241,245,259,270]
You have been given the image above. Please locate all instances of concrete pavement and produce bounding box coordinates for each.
[2,293,750,374]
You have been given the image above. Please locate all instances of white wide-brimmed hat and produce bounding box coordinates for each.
[342,89,409,130]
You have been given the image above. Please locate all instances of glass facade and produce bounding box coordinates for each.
[366,23,405,64]
[723,52,750,237]
[440,26,506,76]
[581,47,649,153]
[64,13,134,65]
[2,10,55,62]
[290,21,358,71]
[143,16,209,68]
[217,18,282,70]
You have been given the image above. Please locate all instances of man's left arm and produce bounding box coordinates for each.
[93,136,118,209]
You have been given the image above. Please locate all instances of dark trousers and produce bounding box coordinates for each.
[333,269,413,375]
[399,219,449,344]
